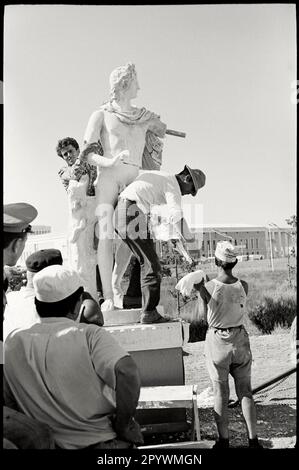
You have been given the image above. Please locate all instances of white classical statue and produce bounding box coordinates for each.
[80,63,167,311]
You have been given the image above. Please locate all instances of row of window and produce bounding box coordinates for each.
[201,251,260,258]
[29,230,50,235]
[202,238,259,251]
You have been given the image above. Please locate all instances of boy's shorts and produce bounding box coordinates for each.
[204,325,252,383]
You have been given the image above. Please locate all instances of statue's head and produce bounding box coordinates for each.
[109,62,138,102]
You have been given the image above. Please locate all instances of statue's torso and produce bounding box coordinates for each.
[101,111,149,167]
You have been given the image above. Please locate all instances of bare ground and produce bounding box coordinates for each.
[142,332,296,448]
[183,332,296,448]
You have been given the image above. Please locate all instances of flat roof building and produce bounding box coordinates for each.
[187,224,292,260]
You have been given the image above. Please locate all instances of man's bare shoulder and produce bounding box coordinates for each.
[204,279,216,293]
[205,278,215,287]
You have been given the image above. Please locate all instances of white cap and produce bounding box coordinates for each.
[215,241,237,263]
[33,265,83,303]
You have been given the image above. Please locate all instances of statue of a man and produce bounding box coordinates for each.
[80,63,167,311]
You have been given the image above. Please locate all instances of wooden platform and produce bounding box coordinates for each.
[138,385,201,440]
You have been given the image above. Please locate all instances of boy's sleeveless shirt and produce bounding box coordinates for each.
[206,279,247,328]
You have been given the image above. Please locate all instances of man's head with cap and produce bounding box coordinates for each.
[34,265,84,319]
[3,203,38,267]
[25,249,63,287]
[176,165,206,197]
[215,241,238,269]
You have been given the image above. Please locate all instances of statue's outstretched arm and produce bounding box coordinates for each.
[80,143,127,169]
[80,110,127,168]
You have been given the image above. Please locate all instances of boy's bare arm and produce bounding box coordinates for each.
[194,279,210,323]
[240,279,248,295]
[193,279,211,303]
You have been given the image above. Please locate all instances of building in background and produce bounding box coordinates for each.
[188,224,292,261]
[18,225,70,266]
[30,225,51,236]
[16,223,292,267]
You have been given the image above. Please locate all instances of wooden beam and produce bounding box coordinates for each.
[166,129,186,138]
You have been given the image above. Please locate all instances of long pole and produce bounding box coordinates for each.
[165,129,186,138]
[268,228,274,271]
[228,366,296,408]
[175,256,180,314]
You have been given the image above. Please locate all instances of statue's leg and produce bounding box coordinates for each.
[96,164,139,312]
[112,240,132,309]
[95,177,119,312]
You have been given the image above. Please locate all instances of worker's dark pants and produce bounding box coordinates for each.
[114,198,161,313]
[126,257,141,298]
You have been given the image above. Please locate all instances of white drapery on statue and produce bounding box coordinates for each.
[67,175,98,301]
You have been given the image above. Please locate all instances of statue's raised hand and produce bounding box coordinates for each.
[109,150,130,167]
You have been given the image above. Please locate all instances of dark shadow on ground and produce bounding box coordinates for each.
[142,403,296,448]
[199,403,296,448]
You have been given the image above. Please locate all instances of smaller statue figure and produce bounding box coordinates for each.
[56,137,101,301]
[68,176,88,243]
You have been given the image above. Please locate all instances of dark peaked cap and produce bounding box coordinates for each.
[4,203,38,233]
[26,249,63,273]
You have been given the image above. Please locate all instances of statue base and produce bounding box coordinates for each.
[104,317,190,433]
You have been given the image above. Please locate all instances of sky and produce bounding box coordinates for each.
[4,4,296,235]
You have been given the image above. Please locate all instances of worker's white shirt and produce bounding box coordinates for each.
[4,318,129,449]
[3,287,41,341]
[120,170,183,224]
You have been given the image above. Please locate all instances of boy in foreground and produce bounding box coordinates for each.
[176,241,262,448]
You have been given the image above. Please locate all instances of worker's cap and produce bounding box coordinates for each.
[179,165,206,196]
[4,203,38,234]
[215,241,237,263]
[26,249,63,273]
[33,265,83,303]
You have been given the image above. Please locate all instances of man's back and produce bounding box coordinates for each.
[120,170,182,216]
[205,278,247,329]
[4,318,128,449]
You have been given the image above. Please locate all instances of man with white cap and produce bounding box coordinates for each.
[176,241,262,449]
[4,265,143,449]
[4,249,103,341]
